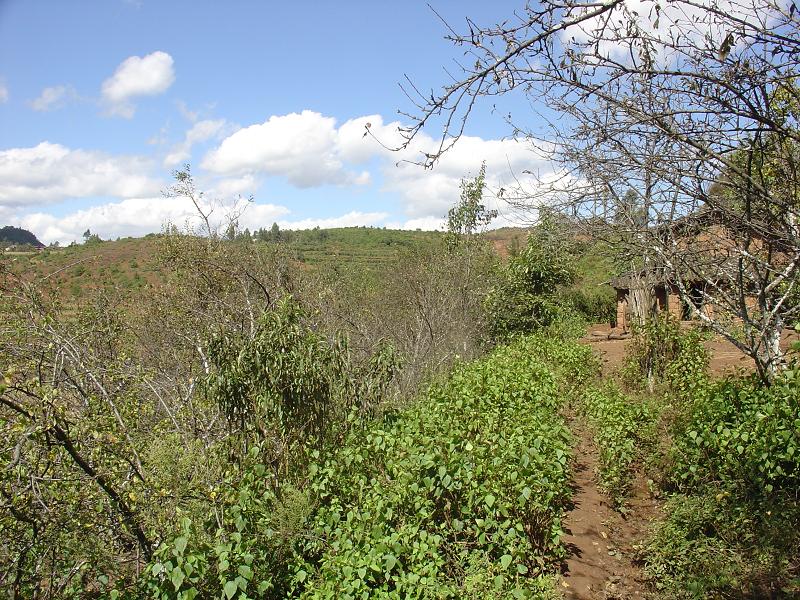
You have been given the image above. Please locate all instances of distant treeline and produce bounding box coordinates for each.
[0,225,44,248]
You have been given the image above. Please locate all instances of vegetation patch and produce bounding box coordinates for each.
[577,385,657,508]
[642,370,800,597]
[621,315,710,395]
[143,336,593,599]
[621,325,800,598]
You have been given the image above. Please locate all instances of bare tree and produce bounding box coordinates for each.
[163,165,252,239]
[400,0,800,380]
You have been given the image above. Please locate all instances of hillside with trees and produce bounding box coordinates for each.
[3,162,797,599]
[0,225,44,249]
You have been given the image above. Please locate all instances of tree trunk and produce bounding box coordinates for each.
[628,271,656,329]
[757,317,784,383]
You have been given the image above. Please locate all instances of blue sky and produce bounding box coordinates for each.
[0,0,546,244]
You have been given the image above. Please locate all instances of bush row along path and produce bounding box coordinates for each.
[563,324,799,599]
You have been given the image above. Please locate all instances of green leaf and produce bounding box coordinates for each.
[174,536,188,555]
[171,567,185,591]
[485,493,496,508]
[493,574,505,590]
[500,554,512,569]
[257,580,272,594]
[385,554,397,571]
[224,580,238,599]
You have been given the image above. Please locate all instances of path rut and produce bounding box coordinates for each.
[560,421,659,599]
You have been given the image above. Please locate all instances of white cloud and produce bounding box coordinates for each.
[382,133,550,220]
[277,211,388,230]
[563,0,760,64]
[2,107,553,243]
[176,100,200,122]
[0,82,8,103]
[398,216,447,231]
[207,174,261,199]
[0,205,13,225]
[202,110,373,187]
[314,112,553,222]
[203,109,552,223]
[29,85,76,111]
[101,51,175,118]
[335,114,404,163]
[14,198,385,246]
[0,142,160,206]
[237,203,292,231]
[16,196,290,245]
[164,118,228,167]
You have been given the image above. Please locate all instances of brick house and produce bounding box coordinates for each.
[609,209,770,332]
[611,273,719,331]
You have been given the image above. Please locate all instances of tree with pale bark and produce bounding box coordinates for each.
[398,0,800,381]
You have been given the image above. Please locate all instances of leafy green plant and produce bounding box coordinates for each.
[643,494,745,599]
[622,314,709,394]
[643,491,800,598]
[203,297,399,472]
[665,328,710,402]
[445,162,497,251]
[485,214,576,339]
[561,286,615,324]
[143,335,593,598]
[577,385,657,507]
[643,369,800,597]
[669,375,800,500]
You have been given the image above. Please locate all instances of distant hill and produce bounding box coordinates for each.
[6,226,615,313]
[0,226,44,248]
[8,227,524,298]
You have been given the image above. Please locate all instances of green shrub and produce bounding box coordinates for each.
[622,314,709,393]
[484,216,575,339]
[561,287,616,324]
[665,328,710,401]
[202,298,399,470]
[142,336,590,599]
[523,329,598,393]
[578,385,657,506]
[643,494,746,599]
[643,491,800,598]
[644,370,800,597]
[669,374,800,500]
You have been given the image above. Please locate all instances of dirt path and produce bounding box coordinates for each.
[582,323,799,377]
[560,421,658,599]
